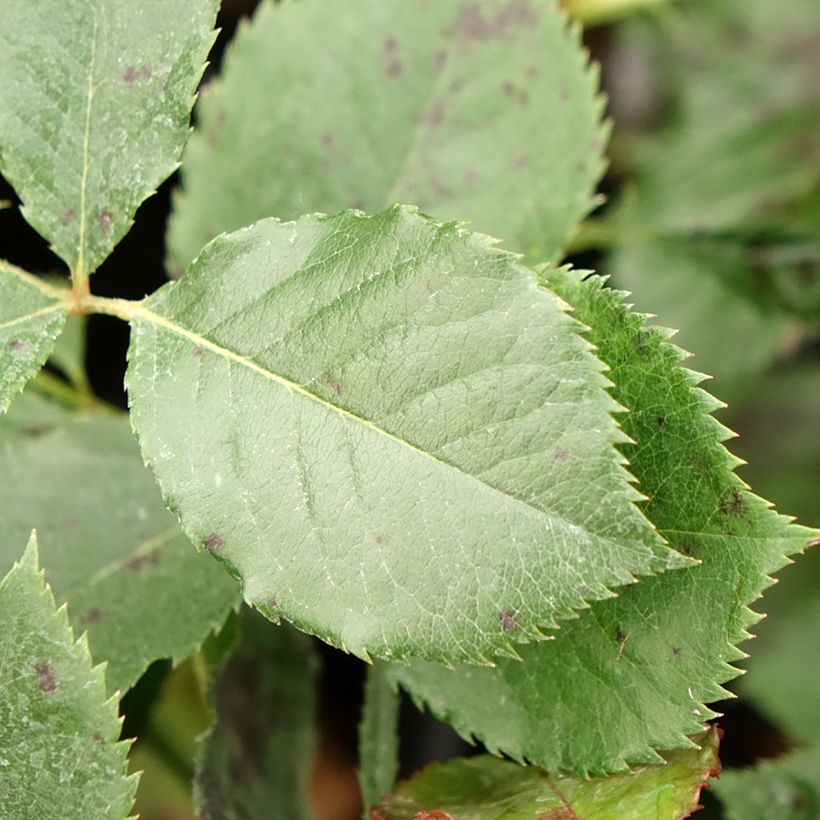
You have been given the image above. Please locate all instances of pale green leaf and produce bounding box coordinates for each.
[0,391,241,693]
[48,315,88,391]
[715,748,820,820]
[196,609,318,820]
[376,728,719,820]
[0,265,66,412]
[0,534,137,820]
[359,664,400,815]
[390,271,813,772]
[0,0,219,277]
[128,206,683,664]
[562,0,671,25]
[168,0,606,272]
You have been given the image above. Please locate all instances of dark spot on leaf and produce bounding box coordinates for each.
[514,152,530,168]
[322,132,336,149]
[500,611,519,631]
[615,627,627,644]
[122,65,138,86]
[720,488,744,516]
[806,537,820,549]
[324,372,343,396]
[679,540,693,555]
[267,597,278,610]
[192,346,203,357]
[502,80,515,96]
[35,661,57,693]
[553,445,569,462]
[374,535,384,544]
[449,0,538,43]
[82,607,105,625]
[656,416,665,428]
[525,64,539,78]
[22,423,54,438]
[383,37,402,78]
[98,210,113,232]
[125,552,161,572]
[672,646,681,657]
[140,64,152,81]
[434,50,448,72]
[8,339,25,351]
[203,532,224,552]
[427,98,445,127]
[91,732,102,742]
[59,209,75,225]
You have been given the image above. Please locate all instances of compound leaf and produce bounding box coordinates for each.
[376,728,719,820]
[0,0,219,277]
[168,0,606,271]
[0,534,137,820]
[0,391,241,694]
[196,609,319,820]
[0,265,66,412]
[128,206,683,664]
[390,271,814,772]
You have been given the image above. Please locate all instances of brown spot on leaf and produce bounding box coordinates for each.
[526,64,539,78]
[8,339,25,351]
[122,65,138,86]
[266,597,278,610]
[656,416,665,428]
[427,98,445,127]
[324,372,343,396]
[98,210,113,232]
[434,50,448,72]
[383,37,402,78]
[514,152,531,168]
[91,731,102,742]
[720,488,744,516]
[672,646,681,657]
[203,532,224,552]
[35,661,57,693]
[59,209,75,225]
[140,64,152,81]
[22,423,54,438]
[374,535,384,545]
[449,0,538,44]
[82,608,105,625]
[502,80,515,96]
[500,610,519,631]
[553,445,569,462]
[322,132,336,149]
[192,346,203,357]
[125,552,161,572]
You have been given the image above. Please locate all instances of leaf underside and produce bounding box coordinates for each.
[0,535,136,820]
[196,609,319,820]
[390,271,813,773]
[0,0,219,276]
[0,391,240,694]
[168,0,606,271]
[377,727,719,820]
[128,206,681,665]
[0,267,66,412]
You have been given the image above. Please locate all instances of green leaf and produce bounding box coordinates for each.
[607,0,820,396]
[562,0,670,25]
[0,533,137,820]
[715,748,820,820]
[128,206,683,664]
[0,0,219,277]
[389,271,813,772]
[359,664,400,815]
[195,608,319,820]
[49,315,89,391]
[0,264,67,412]
[0,391,241,693]
[376,728,719,820]
[168,0,606,272]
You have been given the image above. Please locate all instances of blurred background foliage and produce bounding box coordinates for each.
[0,0,816,817]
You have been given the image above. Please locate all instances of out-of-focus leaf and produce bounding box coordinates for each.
[169,0,606,270]
[0,0,219,277]
[129,206,683,665]
[0,264,66,412]
[562,0,670,25]
[376,728,719,820]
[715,747,820,820]
[358,664,400,815]
[196,609,319,820]
[0,391,240,693]
[390,272,813,773]
[0,534,137,820]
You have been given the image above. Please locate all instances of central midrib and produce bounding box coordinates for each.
[131,301,663,563]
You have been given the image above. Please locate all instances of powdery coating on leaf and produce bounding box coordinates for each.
[0,0,220,276]
[128,206,684,666]
[390,270,814,773]
[0,392,241,694]
[168,0,607,270]
[0,535,137,819]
